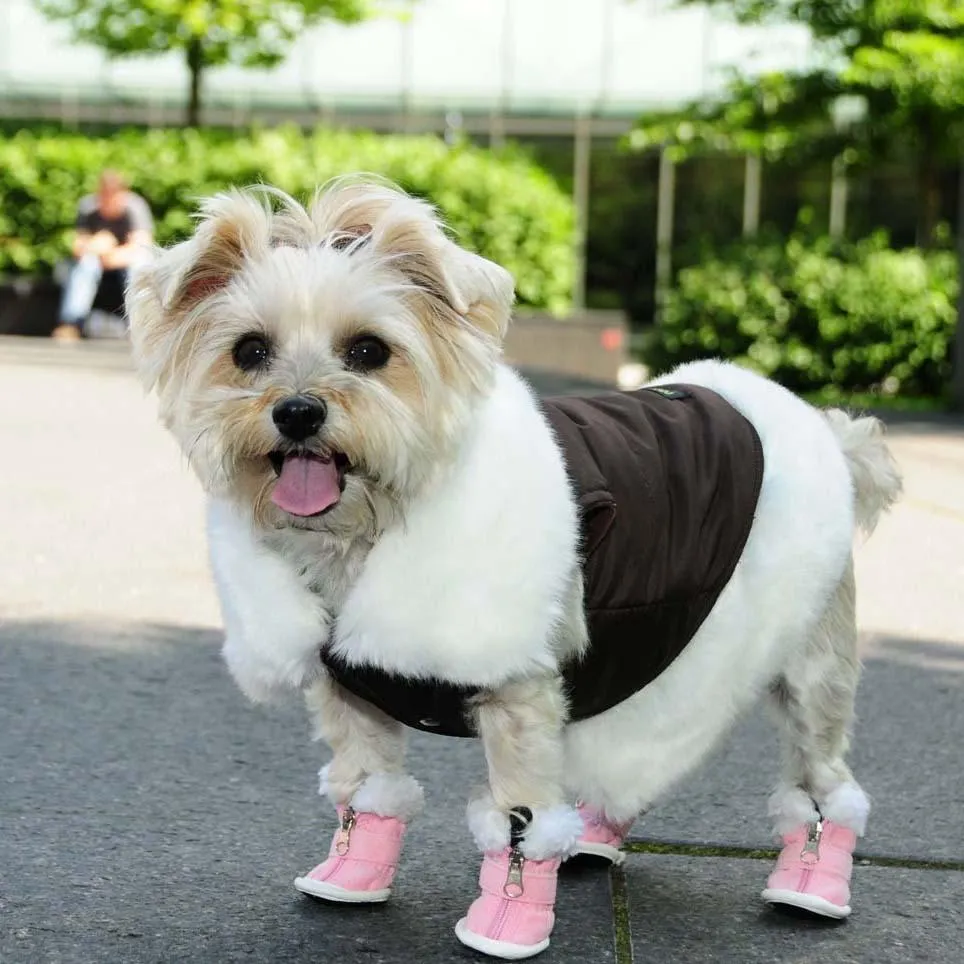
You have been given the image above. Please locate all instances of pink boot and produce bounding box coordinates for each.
[570,803,634,865]
[455,847,560,960]
[762,818,856,919]
[294,805,405,904]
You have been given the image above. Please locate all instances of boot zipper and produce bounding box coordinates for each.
[487,847,525,939]
[798,818,822,891]
[334,806,357,855]
[503,848,525,898]
[489,808,532,939]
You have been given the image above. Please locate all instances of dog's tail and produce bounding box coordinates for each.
[824,409,903,536]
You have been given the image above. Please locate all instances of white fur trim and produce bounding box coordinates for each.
[319,766,424,820]
[821,783,870,836]
[466,792,512,853]
[519,805,584,860]
[330,367,582,687]
[207,497,329,703]
[768,786,820,837]
[318,763,334,799]
[352,773,425,821]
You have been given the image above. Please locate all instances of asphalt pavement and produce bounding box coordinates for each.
[1,336,962,963]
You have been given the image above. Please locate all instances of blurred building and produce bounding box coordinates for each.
[1,0,819,323]
[1,0,811,138]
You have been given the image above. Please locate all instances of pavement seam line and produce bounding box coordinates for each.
[609,864,634,964]
[623,839,964,872]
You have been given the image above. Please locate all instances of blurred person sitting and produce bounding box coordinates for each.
[51,170,153,341]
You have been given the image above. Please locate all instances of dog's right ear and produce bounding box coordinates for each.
[161,191,272,314]
[168,219,246,312]
[128,190,270,393]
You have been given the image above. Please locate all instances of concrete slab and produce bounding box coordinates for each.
[621,853,964,964]
[0,619,614,964]
[634,649,964,862]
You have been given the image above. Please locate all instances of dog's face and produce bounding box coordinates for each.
[128,181,514,535]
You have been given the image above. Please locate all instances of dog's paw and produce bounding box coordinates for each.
[222,635,322,703]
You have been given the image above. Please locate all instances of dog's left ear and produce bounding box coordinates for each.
[438,244,516,342]
[310,181,516,342]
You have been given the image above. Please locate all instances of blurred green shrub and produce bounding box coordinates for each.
[645,232,958,397]
[0,126,574,313]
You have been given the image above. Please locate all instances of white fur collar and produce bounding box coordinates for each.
[207,366,580,700]
[329,366,580,687]
[207,497,331,702]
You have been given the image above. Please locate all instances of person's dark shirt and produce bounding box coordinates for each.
[76,192,153,246]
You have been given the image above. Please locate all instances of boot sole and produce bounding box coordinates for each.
[567,841,625,866]
[454,918,550,960]
[761,888,851,919]
[294,876,391,903]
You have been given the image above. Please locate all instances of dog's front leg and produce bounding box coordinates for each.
[456,675,582,958]
[293,673,422,904]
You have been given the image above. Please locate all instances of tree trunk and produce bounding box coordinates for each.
[186,37,204,128]
[916,126,942,249]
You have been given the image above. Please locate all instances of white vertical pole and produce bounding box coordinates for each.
[743,153,762,237]
[700,7,714,96]
[399,0,415,133]
[954,155,964,410]
[598,0,615,108]
[572,113,592,315]
[489,111,505,150]
[655,147,676,320]
[829,155,849,239]
[491,0,513,149]
[0,1,12,117]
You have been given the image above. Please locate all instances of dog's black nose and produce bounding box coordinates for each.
[272,394,327,441]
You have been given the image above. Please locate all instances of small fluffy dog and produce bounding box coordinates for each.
[129,178,902,960]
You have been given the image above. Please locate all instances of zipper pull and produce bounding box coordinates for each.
[800,818,823,864]
[334,806,356,855]
[503,847,525,898]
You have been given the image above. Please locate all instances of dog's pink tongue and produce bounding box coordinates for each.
[271,455,340,516]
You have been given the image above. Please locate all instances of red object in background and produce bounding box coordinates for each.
[600,328,624,351]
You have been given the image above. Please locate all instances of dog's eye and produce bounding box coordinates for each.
[232,334,271,372]
[345,336,390,373]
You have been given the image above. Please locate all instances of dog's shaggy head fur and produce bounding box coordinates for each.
[127,178,515,537]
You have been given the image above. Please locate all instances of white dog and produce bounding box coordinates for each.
[128,178,902,960]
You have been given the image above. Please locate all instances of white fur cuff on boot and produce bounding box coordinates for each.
[768,783,870,838]
[319,766,425,821]
[466,792,583,860]
[820,784,870,836]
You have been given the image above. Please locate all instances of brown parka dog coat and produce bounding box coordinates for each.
[321,384,765,737]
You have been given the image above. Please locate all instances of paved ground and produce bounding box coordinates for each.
[1,336,962,963]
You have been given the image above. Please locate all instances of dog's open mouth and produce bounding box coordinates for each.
[268,451,349,517]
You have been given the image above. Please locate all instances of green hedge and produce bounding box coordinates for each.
[0,126,574,313]
[645,233,958,397]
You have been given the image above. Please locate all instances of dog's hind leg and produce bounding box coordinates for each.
[762,558,868,919]
[293,673,422,904]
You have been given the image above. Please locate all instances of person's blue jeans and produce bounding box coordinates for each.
[58,254,128,327]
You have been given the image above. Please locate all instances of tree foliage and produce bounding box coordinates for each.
[35,1,372,125]
[633,1,964,243]
[0,126,575,313]
[644,231,957,398]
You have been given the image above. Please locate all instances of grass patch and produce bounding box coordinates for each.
[609,864,634,964]
[623,840,778,861]
[622,838,964,872]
